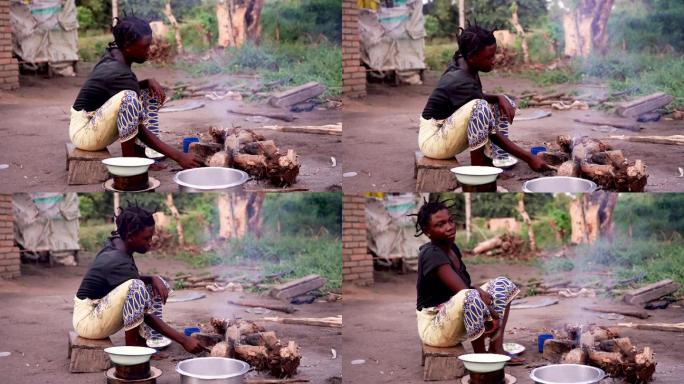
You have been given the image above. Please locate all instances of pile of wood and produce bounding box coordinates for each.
[191,127,301,186]
[543,324,656,382]
[472,233,524,256]
[538,135,648,191]
[174,272,245,291]
[206,318,302,378]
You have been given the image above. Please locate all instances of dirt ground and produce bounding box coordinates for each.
[342,266,684,384]
[342,71,684,192]
[0,254,342,384]
[0,63,341,193]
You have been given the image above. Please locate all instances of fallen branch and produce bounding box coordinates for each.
[259,124,342,136]
[582,305,650,319]
[227,107,296,122]
[259,316,342,328]
[573,118,643,132]
[227,298,297,314]
[616,322,684,332]
[607,135,684,146]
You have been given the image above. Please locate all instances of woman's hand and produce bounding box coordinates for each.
[151,276,169,304]
[177,153,203,169]
[498,95,516,124]
[529,157,556,173]
[182,336,206,354]
[147,79,166,105]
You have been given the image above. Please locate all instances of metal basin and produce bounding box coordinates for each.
[522,176,598,193]
[530,364,605,384]
[174,167,249,192]
[176,357,250,384]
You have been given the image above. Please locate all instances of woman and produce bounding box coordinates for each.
[419,24,552,173]
[73,206,204,354]
[413,200,524,364]
[70,16,201,170]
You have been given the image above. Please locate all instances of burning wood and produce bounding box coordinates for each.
[201,127,301,186]
[206,318,302,378]
[544,324,656,382]
[546,135,648,191]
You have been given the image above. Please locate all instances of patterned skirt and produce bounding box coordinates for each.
[69,88,160,151]
[416,276,519,347]
[418,96,516,160]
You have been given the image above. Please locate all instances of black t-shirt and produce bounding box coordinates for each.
[73,47,141,112]
[421,56,484,120]
[416,242,472,311]
[76,237,140,300]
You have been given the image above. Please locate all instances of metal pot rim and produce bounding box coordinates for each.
[522,176,598,193]
[530,364,605,384]
[176,357,250,380]
[173,167,249,190]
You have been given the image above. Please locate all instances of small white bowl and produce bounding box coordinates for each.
[145,147,165,160]
[451,166,503,186]
[503,342,525,356]
[493,156,519,169]
[104,346,156,366]
[102,157,155,176]
[458,353,510,373]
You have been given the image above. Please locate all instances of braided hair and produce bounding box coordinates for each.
[453,22,496,61]
[110,16,152,49]
[408,198,457,237]
[114,205,155,241]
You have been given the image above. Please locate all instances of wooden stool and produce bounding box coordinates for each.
[414,151,459,192]
[65,143,111,185]
[68,331,113,373]
[421,343,466,381]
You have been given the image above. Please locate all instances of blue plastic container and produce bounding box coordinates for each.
[184,327,201,336]
[538,333,554,353]
[182,137,200,153]
[531,146,547,155]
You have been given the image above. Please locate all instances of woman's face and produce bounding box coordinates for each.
[468,43,497,72]
[122,35,152,64]
[127,226,155,254]
[426,209,456,242]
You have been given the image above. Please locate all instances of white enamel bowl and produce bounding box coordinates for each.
[102,157,155,177]
[458,353,510,373]
[451,166,503,186]
[104,346,156,366]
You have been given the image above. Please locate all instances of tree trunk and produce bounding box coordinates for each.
[458,0,465,30]
[165,193,185,246]
[217,193,264,239]
[569,193,617,244]
[563,0,615,57]
[112,0,118,20]
[510,2,529,64]
[516,194,536,252]
[113,192,120,217]
[163,1,184,55]
[216,0,264,48]
[464,193,471,243]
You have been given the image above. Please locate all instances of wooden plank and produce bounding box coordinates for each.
[68,331,113,373]
[259,124,342,136]
[66,143,111,185]
[227,298,297,314]
[623,279,679,305]
[616,92,673,117]
[270,274,326,300]
[606,135,684,146]
[422,343,466,380]
[259,316,342,328]
[226,107,296,122]
[414,151,459,192]
[616,322,684,333]
[269,82,326,108]
[582,305,650,319]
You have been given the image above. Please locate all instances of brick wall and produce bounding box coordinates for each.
[342,194,373,285]
[0,0,18,90]
[342,0,366,98]
[0,195,20,278]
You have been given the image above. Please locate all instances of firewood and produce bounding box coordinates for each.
[266,150,301,186]
[633,347,656,382]
[233,153,268,178]
[571,136,612,162]
[244,331,280,349]
[588,350,623,376]
[235,345,270,370]
[259,124,342,136]
[537,151,569,166]
[558,160,580,177]
[623,279,679,305]
[189,142,223,165]
[607,134,684,146]
[211,341,232,357]
[269,341,301,377]
[617,322,684,332]
[590,150,626,167]
[192,332,224,348]
[228,298,297,314]
[473,237,503,254]
[211,317,229,335]
[621,160,648,192]
[616,92,673,117]
[260,316,342,328]
[542,339,575,363]
[562,348,587,364]
[580,163,616,189]
[208,151,233,167]
[615,338,637,362]
[242,140,279,157]
[268,82,326,108]
[557,135,573,153]
[573,118,642,132]
[270,275,326,300]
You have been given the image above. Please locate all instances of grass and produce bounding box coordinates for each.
[540,238,684,296]
[78,223,113,252]
[424,40,455,71]
[173,41,341,97]
[77,33,111,62]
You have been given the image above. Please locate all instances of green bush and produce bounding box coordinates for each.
[424,42,454,71]
[76,6,95,31]
[78,34,110,62]
[261,0,341,44]
[79,223,113,252]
